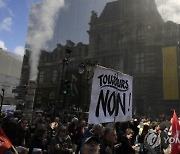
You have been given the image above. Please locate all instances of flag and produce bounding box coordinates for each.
[171,110,180,154]
[0,127,12,154]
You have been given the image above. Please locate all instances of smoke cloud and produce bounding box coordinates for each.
[26,0,65,81]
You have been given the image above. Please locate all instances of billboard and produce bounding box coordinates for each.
[163,46,179,100]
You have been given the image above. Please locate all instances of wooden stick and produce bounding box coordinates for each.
[11,145,18,154]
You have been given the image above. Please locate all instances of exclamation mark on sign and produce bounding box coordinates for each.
[128,93,131,111]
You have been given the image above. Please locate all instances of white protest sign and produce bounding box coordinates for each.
[2,105,16,116]
[88,65,133,124]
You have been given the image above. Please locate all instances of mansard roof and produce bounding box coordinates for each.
[97,0,164,25]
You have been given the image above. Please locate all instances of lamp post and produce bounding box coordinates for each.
[0,89,5,113]
[78,60,97,111]
[57,47,72,113]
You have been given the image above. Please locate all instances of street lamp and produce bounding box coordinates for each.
[0,89,5,113]
[57,47,72,113]
[78,60,97,111]
[79,60,97,81]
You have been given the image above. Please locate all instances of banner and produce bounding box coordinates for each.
[171,111,180,154]
[1,105,16,116]
[163,46,179,100]
[88,65,133,124]
[0,128,12,154]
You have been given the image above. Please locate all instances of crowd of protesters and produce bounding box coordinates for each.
[0,110,176,154]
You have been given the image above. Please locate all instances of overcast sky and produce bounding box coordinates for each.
[155,0,180,23]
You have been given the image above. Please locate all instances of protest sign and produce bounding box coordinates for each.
[88,65,133,124]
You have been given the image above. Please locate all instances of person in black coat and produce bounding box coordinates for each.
[100,127,118,154]
[28,127,48,154]
[17,118,30,147]
[118,128,135,154]
[68,117,78,144]
[2,116,18,146]
[49,125,73,154]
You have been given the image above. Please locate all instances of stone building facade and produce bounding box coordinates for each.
[87,0,180,116]
[19,0,180,116]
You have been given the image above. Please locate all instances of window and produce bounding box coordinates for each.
[110,55,123,72]
[147,52,155,73]
[39,71,44,84]
[52,70,58,83]
[49,91,55,100]
[136,27,146,40]
[134,52,145,73]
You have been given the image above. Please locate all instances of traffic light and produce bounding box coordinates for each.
[62,80,71,95]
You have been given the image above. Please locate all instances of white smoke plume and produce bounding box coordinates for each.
[26,0,65,81]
